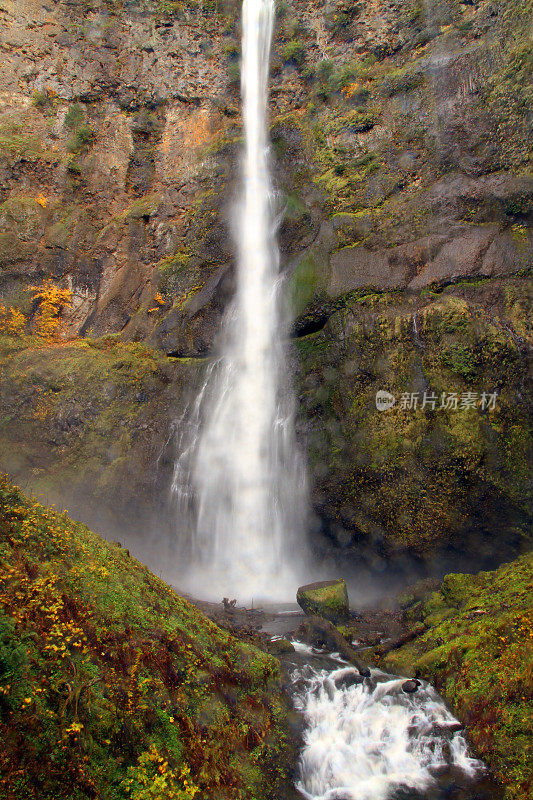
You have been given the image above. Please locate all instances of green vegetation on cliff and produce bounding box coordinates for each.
[0,332,199,562]
[0,335,174,499]
[0,476,294,800]
[379,554,533,800]
[1,274,530,568]
[297,281,532,562]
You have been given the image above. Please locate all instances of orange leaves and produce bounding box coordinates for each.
[0,303,26,336]
[147,293,167,314]
[30,280,73,342]
[341,81,360,99]
[65,721,84,735]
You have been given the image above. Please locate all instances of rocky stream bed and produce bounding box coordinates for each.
[193,594,507,799]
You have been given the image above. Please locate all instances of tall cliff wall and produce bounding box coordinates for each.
[0,0,531,579]
[1,0,531,345]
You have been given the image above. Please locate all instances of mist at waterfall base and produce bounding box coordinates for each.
[170,0,310,603]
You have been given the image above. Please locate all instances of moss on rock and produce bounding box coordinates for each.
[378,554,533,800]
[0,335,190,544]
[296,579,350,623]
[297,280,532,564]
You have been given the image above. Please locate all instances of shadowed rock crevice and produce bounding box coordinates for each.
[291,313,332,338]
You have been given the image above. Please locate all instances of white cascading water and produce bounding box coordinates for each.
[171,0,308,601]
[290,659,484,800]
[170,5,490,793]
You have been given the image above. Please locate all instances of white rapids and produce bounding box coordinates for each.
[291,664,483,800]
[170,0,308,601]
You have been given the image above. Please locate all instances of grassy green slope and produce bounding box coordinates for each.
[0,476,294,800]
[380,554,533,799]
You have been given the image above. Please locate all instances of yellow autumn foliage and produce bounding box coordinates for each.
[341,82,360,99]
[30,280,73,341]
[122,746,200,800]
[0,303,26,336]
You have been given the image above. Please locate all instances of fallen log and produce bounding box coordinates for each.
[373,623,427,657]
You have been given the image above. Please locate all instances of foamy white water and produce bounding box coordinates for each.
[292,665,483,800]
[171,0,308,601]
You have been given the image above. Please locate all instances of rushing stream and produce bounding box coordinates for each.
[280,641,502,800]
[294,666,479,800]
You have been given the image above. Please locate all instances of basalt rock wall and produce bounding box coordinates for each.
[0,0,531,576]
[0,0,530,348]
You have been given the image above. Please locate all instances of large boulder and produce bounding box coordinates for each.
[296,579,350,623]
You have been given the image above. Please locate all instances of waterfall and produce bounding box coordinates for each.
[171,0,308,601]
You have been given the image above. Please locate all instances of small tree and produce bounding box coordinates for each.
[31,281,73,342]
[0,304,26,336]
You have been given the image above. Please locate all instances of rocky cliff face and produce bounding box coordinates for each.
[296,279,531,577]
[0,0,240,343]
[1,0,530,345]
[0,0,531,574]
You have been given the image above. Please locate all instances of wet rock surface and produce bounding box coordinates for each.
[296,577,350,622]
[333,670,364,690]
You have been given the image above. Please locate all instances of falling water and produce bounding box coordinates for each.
[171,0,308,601]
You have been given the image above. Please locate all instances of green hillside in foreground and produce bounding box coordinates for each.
[380,553,533,799]
[0,475,294,800]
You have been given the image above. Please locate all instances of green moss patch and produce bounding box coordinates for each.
[0,122,57,165]
[0,476,293,799]
[288,251,329,318]
[0,336,175,505]
[123,194,163,222]
[380,554,533,800]
[296,579,350,623]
